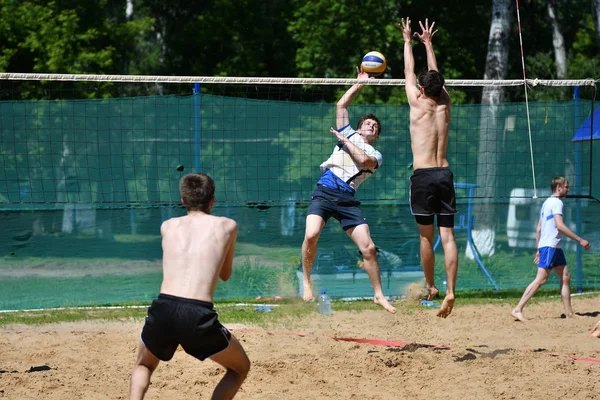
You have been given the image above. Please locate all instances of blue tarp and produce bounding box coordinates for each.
[572,106,600,142]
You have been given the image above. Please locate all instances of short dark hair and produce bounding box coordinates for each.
[550,176,567,192]
[179,173,215,212]
[418,70,445,98]
[357,113,382,135]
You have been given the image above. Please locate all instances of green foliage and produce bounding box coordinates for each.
[567,14,600,80]
[290,0,401,79]
[0,0,127,74]
[1,0,598,100]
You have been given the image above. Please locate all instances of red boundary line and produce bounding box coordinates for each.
[551,354,600,365]
[232,329,600,364]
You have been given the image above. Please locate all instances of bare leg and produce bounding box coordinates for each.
[437,227,458,318]
[209,335,251,400]
[591,320,600,338]
[417,224,439,300]
[347,224,396,314]
[512,268,550,322]
[554,265,578,318]
[301,214,326,301]
[130,339,160,400]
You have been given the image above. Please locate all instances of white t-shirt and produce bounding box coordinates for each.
[538,196,564,248]
[319,124,382,192]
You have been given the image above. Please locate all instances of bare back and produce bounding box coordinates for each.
[159,213,237,302]
[408,90,451,170]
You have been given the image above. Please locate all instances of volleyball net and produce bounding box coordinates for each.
[0,74,599,310]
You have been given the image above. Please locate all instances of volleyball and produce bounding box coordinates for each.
[361,51,386,76]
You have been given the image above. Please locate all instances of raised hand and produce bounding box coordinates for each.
[414,18,438,44]
[399,17,412,42]
[329,127,345,142]
[355,65,370,80]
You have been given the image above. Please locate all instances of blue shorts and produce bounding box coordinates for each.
[537,247,567,269]
[307,185,365,231]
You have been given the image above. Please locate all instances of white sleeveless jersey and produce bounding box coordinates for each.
[319,124,382,192]
[538,196,564,248]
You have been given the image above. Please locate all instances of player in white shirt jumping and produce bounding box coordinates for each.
[300,67,396,314]
[512,176,590,322]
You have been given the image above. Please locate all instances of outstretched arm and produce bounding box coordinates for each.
[401,18,416,86]
[335,67,370,129]
[415,18,439,71]
[400,18,419,103]
[415,18,450,102]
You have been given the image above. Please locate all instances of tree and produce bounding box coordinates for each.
[547,0,567,78]
[0,0,137,75]
[469,0,514,259]
[593,0,600,49]
[132,0,297,78]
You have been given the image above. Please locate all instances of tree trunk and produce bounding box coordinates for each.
[594,0,600,50]
[469,0,513,259]
[547,0,567,78]
[126,0,133,20]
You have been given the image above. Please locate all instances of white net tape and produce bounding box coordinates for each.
[0,73,595,87]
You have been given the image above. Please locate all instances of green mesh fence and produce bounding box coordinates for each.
[1,94,597,203]
[1,86,599,310]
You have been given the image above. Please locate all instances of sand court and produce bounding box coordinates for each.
[1,296,600,399]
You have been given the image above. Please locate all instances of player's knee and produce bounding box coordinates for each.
[232,358,250,380]
[303,231,320,245]
[360,242,377,259]
[439,231,455,246]
[241,359,251,378]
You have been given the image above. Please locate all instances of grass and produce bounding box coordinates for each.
[233,243,301,264]
[2,290,599,327]
[0,298,314,327]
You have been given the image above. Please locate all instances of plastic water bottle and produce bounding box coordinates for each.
[318,290,332,315]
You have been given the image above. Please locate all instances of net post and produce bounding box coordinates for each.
[573,86,583,293]
[193,83,202,173]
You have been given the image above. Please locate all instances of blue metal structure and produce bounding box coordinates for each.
[433,182,499,290]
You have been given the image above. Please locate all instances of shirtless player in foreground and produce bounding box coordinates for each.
[129,173,250,400]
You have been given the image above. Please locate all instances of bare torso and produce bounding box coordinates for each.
[409,91,451,170]
[159,213,237,302]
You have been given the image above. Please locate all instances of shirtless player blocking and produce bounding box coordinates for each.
[401,17,458,318]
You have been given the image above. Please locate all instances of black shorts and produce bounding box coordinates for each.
[409,167,457,227]
[141,294,231,361]
[307,185,366,230]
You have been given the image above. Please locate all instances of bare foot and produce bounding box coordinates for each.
[374,295,397,314]
[511,309,527,322]
[565,313,581,319]
[302,278,313,302]
[427,286,439,301]
[591,321,600,338]
[436,295,454,318]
